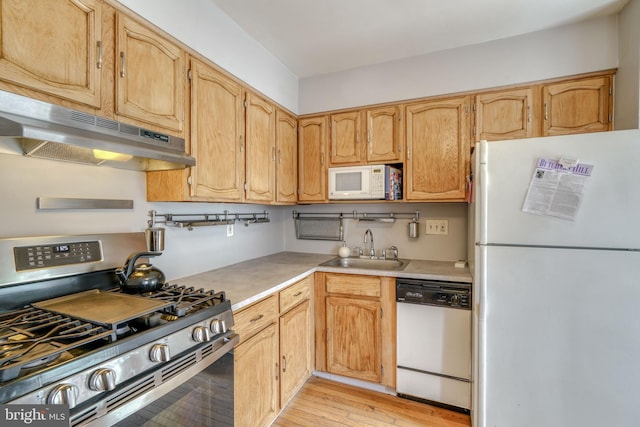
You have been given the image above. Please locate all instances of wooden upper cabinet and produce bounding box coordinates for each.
[276,109,298,204]
[298,116,328,202]
[542,75,612,136]
[474,87,538,143]
[116,14,185,134]
[189,59,244,202]
[329,111,363,166]
[245,92,276,203]
[0,0,103,108]
[366,105,403,163]
[405,96,470,201]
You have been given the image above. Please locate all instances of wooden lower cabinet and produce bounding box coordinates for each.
[233,275,313,426]
[315,272,395,387]
[280,299,311,404]
[235,323,279,427]
[326,296,381,382]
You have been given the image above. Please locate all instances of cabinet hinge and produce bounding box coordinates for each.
[473,103,476,112]
[398,112,402,121]
[609,86,613,95]
[187,69,192,81]
[608,114,612,123]
[244,182,248,190]
[380,308,383,318]
[187,175,193,186]
[243,99,247,109]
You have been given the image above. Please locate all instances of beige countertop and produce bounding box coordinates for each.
[172,251,472,311]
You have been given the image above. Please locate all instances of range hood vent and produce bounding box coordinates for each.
[0,90,195,171]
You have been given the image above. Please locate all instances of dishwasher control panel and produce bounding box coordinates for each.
[396,279,471,309]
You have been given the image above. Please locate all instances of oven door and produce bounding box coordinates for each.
[73,333,238,427]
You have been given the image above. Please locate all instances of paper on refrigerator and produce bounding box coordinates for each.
[522,157,594,221]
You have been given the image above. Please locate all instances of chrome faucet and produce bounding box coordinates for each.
[363,229,375,258]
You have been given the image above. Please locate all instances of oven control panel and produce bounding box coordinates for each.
[14,241,102,271]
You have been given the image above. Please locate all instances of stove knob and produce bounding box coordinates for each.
[149,343,171,362]
[193,325,212,342]
[47,384,78,407]
[89,368,116,392]
[210,318,227,334]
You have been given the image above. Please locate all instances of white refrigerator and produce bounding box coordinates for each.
[470,129,640,427]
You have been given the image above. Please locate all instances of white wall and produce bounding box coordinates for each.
[116,0,299,113]
[283,203,468,262]
[299,15,619,114]
[616,0,640,129]
[0,155,286,281]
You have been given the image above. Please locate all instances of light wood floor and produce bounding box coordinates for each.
[273,376,471,427]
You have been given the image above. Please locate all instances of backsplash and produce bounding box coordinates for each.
[283,203,468,262]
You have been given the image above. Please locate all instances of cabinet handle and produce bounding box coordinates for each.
[275,362,279,380]
[96,41,103,69]
[367,131,372,154]
[278,149,283,164]
[407,149,411,160]
[249,314,264,322]
[282,355,287,372]
[293,291,302,297]
[120,51,126,78]
[527,105,531,123]
[239,135,244,152]
[544,103,548,121]
[272,146,276,161]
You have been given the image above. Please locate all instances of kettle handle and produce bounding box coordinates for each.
[119,251,162,281]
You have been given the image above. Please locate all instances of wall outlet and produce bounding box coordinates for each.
[426,219,448,235]
[226,224,234,237]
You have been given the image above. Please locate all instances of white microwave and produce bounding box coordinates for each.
[328,165,387,200]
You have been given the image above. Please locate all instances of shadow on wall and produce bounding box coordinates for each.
[283,202,468,262]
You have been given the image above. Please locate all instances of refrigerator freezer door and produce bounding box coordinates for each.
[474,245,640,427]
[476,129,640,248]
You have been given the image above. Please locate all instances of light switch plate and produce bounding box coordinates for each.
[426,219,448,235]
[226,224,234,237]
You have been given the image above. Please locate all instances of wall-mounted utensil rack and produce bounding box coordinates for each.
[148,209,269,231]
[292,210,419,223]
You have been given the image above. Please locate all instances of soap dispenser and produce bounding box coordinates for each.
[338,241,351,258]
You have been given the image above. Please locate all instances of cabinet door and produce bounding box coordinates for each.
[542,76,612,136]
[329,111,362,166]
[245,92,276,203]
[280,300,311,405]
[474,87,538,142]
[116,14,185,133]
[405,96,470,201]
[366,105,403,163]
[326,296,381,383]
[189,59,244,201]
[234,323,279,427]
[298,116,328,202]
[0,0,103,107]
[275,109,298,204]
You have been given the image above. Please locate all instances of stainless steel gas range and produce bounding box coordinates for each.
[0,233,238,426]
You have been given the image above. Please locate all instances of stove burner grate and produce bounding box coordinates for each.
[0,307,115,382]
[145,285,226,317]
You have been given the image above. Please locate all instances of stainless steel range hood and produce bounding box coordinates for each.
[0,90,195,171]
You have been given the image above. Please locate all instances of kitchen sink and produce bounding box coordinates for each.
[320,257,409,271]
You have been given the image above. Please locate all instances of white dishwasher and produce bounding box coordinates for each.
[396,278,472,413]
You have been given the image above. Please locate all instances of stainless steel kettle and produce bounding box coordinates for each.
[115,252,166,293]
